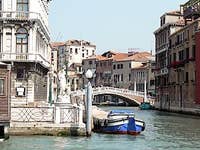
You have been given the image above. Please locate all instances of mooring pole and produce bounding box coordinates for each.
[144,78,147,103]
[86,81,92,136]
[85,69,93,137]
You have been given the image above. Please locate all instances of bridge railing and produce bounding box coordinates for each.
[93,87,145,97]
[70,87,145,98]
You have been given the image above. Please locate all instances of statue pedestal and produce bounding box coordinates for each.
[57,94,71,103]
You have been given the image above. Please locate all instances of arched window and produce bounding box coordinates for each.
[16,28,28,53]
[17,0,29,12]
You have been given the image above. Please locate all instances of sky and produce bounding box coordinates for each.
[49,0,188,54]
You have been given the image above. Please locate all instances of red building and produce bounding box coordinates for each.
[0,62,11,139]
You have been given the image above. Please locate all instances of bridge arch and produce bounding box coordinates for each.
[93,93,141,106]
[70,87,145,106]
[92,87,144,106]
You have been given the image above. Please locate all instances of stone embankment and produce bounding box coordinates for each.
[9,123,86,136]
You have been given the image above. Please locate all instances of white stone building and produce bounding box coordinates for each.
[66,40,96,67]
[52,40,96,91]
[0,0,51,106]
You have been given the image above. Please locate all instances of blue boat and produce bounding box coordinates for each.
[96,110,145,135]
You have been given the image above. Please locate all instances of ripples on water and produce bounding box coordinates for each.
[1,107,200,150]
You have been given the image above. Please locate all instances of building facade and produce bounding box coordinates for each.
[168,19,197,110]
[131,59,155,95]
[155,0,200,111]
[66,40,96,67]
[0,62,11,139]
[154,10,185,109]
[82,55,97,87]
[52,40,96,92]
[0,0,51,106]
[112,52,153,89]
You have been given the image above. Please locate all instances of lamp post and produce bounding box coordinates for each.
[85,69,93,136]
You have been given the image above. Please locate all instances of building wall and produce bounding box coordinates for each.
[82,58,96,87]
[112,60,141,89]
[130,61,155,93]
[58,45,66,71]
[96,59,112,87]
[195,31,200,104]
[168,20,197,109]
[154,12,185,109]
[66,41,96,67]
[0,0,51,106]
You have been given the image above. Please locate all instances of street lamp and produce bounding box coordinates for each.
[85,69,93,136]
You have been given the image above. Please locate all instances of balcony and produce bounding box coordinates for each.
[0,11,50,39]
[168,59,193,68]
[0,53,50,68]
[183,0,200,18]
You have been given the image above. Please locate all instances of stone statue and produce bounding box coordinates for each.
[58,68,66,96]
[57,67,70,103]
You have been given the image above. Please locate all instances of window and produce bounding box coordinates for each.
[89,61,92,65]
[82,53,84,57]
[113,65,116,70]
[150,80,155,86]
[121,64,123,69]
[17,0,29,12]
[185,72,189,83]
[78,67,82,72]
[129,74,131,81]
[17,68,25,79]
[192,45,196,59]
[129,63,131,68]
[6,33,12,53]
[0,79,5,96]
[173,53,176,61]
[75,48,78,54]
[117,64,120,69]
[178,50,184,61]
[186,48,189,59]
[70,48,73,54]
[16,28,28,53]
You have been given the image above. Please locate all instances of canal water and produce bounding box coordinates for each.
[1,107,200,150]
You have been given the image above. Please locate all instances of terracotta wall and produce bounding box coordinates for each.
[195,31,200,104]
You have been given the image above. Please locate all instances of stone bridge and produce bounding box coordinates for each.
[71,87,152,105]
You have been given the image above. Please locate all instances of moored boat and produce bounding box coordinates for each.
[139,102,153,110]
[94,110,145,135]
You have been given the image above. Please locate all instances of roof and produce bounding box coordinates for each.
[50,42,65,49]
[132,63,148,70]
[66,40,96,47]
[114,52,153,62]
[169,18,200,37]
[166,10,182,16]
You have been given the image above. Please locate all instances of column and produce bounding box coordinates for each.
[134,80,136,94]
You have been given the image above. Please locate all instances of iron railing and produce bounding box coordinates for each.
[11,106,54,122]
[60,107,79,124]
